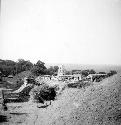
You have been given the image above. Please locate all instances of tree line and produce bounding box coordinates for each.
[0,59,59,77]
[0,58,117,78]
[72,69,117,77]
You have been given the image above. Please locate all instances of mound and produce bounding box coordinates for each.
[34,74,121,125]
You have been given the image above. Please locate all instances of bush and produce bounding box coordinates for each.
[30,83,57,103]
[107,70,117,77]
[67,81,91,89]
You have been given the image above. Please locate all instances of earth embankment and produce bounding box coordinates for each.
[33,74,121,125]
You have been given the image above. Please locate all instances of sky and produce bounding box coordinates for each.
[0,0,121,65]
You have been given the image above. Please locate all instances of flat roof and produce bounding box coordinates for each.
[58,75,81,77]
[41,75,51,77]
[88,74,107,76]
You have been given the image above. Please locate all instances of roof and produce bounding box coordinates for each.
[8,75,14,78]
[58,75,73,77]
[88,74,107,77]
[58,74,81,77]
[41,75,51,77]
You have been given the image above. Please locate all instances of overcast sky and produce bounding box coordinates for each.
[1,0,121,65]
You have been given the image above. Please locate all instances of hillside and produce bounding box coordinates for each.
[1,73,121,125]
[27,73,121,125]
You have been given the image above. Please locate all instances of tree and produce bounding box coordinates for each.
[72,70,81,74]
[89,69,96,74]
[0,59,16,76]
[53,66,59,72]
[0,59,33,76]
[31,60,47,76]
[16,59,33,74]
[22,61,33,71]
[46,66,54,75]
[46,66,59,75]
[81,70,89,77]
[107,70,117,77]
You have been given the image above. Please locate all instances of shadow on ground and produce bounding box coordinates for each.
[0,115,8,123]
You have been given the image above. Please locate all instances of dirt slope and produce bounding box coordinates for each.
[31,74,121,125]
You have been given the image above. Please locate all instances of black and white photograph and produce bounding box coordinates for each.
[0,0,121,124]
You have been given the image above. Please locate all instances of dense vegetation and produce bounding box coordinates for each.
[30,83,57,104]
[0,59,33,76]
[0,59,59,78]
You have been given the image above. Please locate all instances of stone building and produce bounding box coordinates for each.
[57,65,65,76]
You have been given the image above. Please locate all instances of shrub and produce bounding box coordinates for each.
[67,81,91,89]
[107,70,117,77]
[30,83,57,103]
